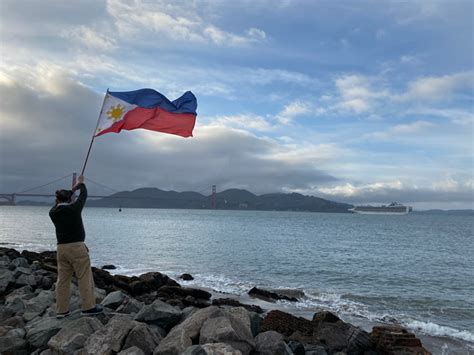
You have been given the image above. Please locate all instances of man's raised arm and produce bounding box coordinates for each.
[72,175,87,210]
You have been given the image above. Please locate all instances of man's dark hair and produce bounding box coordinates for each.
[56,189,73,203]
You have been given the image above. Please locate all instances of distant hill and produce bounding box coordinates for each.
[86,187,353,213]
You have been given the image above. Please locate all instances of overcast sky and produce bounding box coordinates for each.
[0,0,473,209]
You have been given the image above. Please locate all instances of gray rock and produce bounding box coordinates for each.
[1,315,25,328]
[123,323,162,355]
[134,299,182,328]
[101,290,127,310]
[182,344,244,355]
[316,322,369,352]
[23,290,55,321]
[181,306,198,320]
[14,266,32,278]
[37,276,54,290]
[0,269,15,293]
[5,296,26,316]
[0,309,15,324]
[255,331,292,355]
[347,326,373,351]
[16,273,37,287]
[25,311,82,349]
[48,317,103,354]
[225,307,252,332]
[0,255,10,266]
[248,312,262,337]
[305,345,328,355]
[116,297,144,315]
[154,306,225,355]
[201,343,243,354]
[182,345,207,355]
[0,325,12,336]
[7,327,27,338]
[11,257,30,268]
[118,346,146,355]
[288,341,305,355]
[83,314,136,355]
[199,316,255,355]
[95,288,107,303]
[5,285,34,304]
[148,324,167,338]
[0,335,29,355]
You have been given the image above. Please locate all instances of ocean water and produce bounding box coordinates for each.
[1,206,473,353]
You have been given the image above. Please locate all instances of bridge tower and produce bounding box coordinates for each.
[211,185,217,209]
[11,193,16,206]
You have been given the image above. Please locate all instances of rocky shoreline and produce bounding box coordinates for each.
[0,247,432,355]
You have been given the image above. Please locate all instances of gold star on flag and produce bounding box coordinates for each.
[106,104,126,122]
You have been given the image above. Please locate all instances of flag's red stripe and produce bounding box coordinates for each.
[96,106,196,138]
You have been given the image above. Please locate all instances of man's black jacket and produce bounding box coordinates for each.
[49,183,87,244]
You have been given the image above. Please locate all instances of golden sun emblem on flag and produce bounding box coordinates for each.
[106,104,126,122]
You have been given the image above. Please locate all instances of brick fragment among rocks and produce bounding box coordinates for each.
[371,325,432,354]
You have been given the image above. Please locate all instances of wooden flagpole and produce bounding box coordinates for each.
[80,89,109,176]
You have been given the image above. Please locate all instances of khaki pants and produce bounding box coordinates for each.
[56,242,96,313]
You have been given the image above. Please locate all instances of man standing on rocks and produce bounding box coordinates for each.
[49,175,103,318]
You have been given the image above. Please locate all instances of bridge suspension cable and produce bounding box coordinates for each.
[16,174,73,194]
[85,177,120,193]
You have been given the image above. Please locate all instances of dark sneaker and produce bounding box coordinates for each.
[81,304,104,316]
[56,311,70,319]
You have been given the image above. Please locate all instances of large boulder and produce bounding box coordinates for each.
[116,297,144,315]
[122,323,162,355]
[211,298,263,314]
[0,335,29,355]
[16,273,37,288]
[183,343,243,354]
[130,272,180,296]
[248,287,299,302]
[25,311,82,349]
[118,346,146,355]
[224,307,252,330]
[304,345,328,355]
[313,320,372,352]
[11,257,30,268]
[13,266,32,278]
[287,341,306,355]
[157,286,211,300]
[83,315,137,355]
[312,311,340,324]
[0,315,25,328]
[370,325,431,354]
[23,290,55,321]
[134,299,182,329]
[260,310,313,337]
[0,269,15,295]
[255,331,292,355]
[154,306,226,355]
[0,254,11,266]
[5,285,34,303]
[101,290,127,310]
[47,317,103,354]
[199,315,255,355]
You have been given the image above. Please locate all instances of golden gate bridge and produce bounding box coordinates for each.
[0,173,217,208]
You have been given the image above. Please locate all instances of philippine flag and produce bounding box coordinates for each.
[95,89,197,138]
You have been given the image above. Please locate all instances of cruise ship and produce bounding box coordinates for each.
[349,202,412,215]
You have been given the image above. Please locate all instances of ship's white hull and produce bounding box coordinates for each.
[349,208,409,215]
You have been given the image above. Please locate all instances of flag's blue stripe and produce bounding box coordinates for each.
[109,89,197,114]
